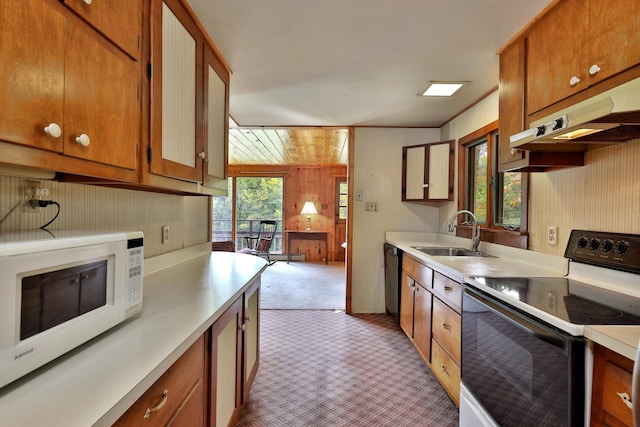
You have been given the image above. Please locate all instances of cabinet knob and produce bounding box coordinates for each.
[244,315,251,322]
[198,151,206,159]
[75,133,91,147]
[569,76,581,87]
[422,183,429,188]
[616,392,633,409]
[44,123,62,138]
[239,323,246,331]
[82,0,93,4]
[588,64,601,76]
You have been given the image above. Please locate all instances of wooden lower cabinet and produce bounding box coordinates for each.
[210,280,260,427]
[399,255,462,407]
[114,335,206,426]
[400,255,434,364]
[115,280,260,427]
[591,344,634,427]
[431,340,460,407]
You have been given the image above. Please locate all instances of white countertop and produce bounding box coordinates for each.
[0,246,267,427]
[386,231,640,361]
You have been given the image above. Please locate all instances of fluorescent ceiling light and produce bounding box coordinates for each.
[418,82,467,97]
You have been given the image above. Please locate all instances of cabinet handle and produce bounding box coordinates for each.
[441,322,451,330]
[44,123,62,138]
[588,64,601,76]
[616,392,633,409]
[143,389,168,419]
[444,286,453,292]
[75,133,91,147]
[569,76,581,87]
[440,364,450,376]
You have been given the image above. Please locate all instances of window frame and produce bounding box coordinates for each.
[455,120,529,249]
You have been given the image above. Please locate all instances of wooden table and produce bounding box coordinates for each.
[285,230,328,264]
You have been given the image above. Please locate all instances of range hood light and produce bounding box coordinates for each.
[552,128,603,140]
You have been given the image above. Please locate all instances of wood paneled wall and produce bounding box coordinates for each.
[228,164,347,262]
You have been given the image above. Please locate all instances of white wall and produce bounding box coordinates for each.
[351,127,441,313]
[439,91,499,231]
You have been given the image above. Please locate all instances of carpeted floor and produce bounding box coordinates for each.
[260,261,346,310]
[237,310,459,427]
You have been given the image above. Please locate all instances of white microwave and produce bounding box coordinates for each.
[0,231,143,388]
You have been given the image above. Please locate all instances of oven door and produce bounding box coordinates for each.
[461,284,585,427]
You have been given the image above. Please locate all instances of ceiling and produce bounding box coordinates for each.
[187,0,552,164]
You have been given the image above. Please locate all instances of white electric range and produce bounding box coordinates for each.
[460,230,640,427]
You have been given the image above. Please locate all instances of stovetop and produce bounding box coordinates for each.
[467,276,640,325]
[464,230,640,334]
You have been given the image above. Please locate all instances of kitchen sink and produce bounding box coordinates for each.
[411,246,497,257]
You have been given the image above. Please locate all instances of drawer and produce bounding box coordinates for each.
[602,359,633,426]
[432,298,461,365]
[431,340,460,407]
[114,335,206,426]
[433,272,461,312]
[402,255,433,288]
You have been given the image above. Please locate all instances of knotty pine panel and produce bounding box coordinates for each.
[229,164,347,262]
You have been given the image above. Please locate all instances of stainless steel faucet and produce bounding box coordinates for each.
[447,209,481,252]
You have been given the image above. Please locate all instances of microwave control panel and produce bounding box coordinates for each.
[126,238,144,314]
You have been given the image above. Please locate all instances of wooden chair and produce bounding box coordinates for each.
[244,220,277,265]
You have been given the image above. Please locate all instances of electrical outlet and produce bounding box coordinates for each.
[162,225,170,244]
[547,226,558,246]
[365,201,378,212]
[355,191,363,201]
[22,180,49,213]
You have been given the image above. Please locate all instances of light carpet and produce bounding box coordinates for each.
[260,261,346,310]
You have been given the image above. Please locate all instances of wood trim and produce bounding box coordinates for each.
[345,127,355,314]
[496,0,563,54]
[177,0,233,74]
[456,120,529,249]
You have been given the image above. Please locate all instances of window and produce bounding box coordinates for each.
[457,121,527,248]
[337,179,348,220]
[211,176,284,252]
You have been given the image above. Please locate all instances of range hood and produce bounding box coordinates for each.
[510,77,640,151]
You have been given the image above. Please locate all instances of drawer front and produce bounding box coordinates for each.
[114,335,205,426]
[432,298,461,365]
[431,340,460,407]
[602,359,633,426]
[433,272,461,312]
[402,255,433,288]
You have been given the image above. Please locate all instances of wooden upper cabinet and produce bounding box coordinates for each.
[0,0,139,173]
[497,38,527,171]
[402,140,454,202]
[588,0,640,85]
[62,0,142,60]
[0,0,65,153]
[527,0,640,115]
[203,45,229,187]
[64,23,140,170]
[150,0,204,183]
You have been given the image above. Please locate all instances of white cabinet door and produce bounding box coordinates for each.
[402,141,453,201]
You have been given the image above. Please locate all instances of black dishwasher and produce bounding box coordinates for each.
[384,243,402,323]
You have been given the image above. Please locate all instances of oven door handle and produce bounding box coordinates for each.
[464,286,568,350]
